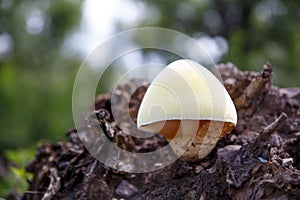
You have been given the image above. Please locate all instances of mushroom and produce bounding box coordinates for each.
[137,59,237,162]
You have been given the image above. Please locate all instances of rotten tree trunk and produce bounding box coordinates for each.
[22,63,300,200]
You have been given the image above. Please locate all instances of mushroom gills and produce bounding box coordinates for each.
[140,120,235,162]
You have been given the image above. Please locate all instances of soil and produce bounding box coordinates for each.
[18,63,300,200]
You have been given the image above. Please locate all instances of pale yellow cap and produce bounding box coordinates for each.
[137,59,237,130]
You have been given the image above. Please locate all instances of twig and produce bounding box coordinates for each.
[86,159,98,177]
[259,112,288,143]
[24,191,44,194]
[78,160,99,198]
[42,167,61,200]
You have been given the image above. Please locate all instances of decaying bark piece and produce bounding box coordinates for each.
[21,63,300,200]
[235,64,272,112]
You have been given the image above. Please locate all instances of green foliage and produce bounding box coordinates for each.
[132,0,300,87]
[0,0,82,194]
[0,148,35,197]
[0,0,83,150]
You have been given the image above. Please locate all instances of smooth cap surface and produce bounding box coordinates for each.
[137,59,237,131]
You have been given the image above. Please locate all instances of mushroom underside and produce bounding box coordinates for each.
[140,120,235,140]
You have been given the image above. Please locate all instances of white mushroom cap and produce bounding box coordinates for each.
[137,59,237,130]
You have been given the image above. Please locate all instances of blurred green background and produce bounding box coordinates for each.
[0,0,299,196]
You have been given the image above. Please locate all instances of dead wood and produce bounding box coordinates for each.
[21,63,300,200]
